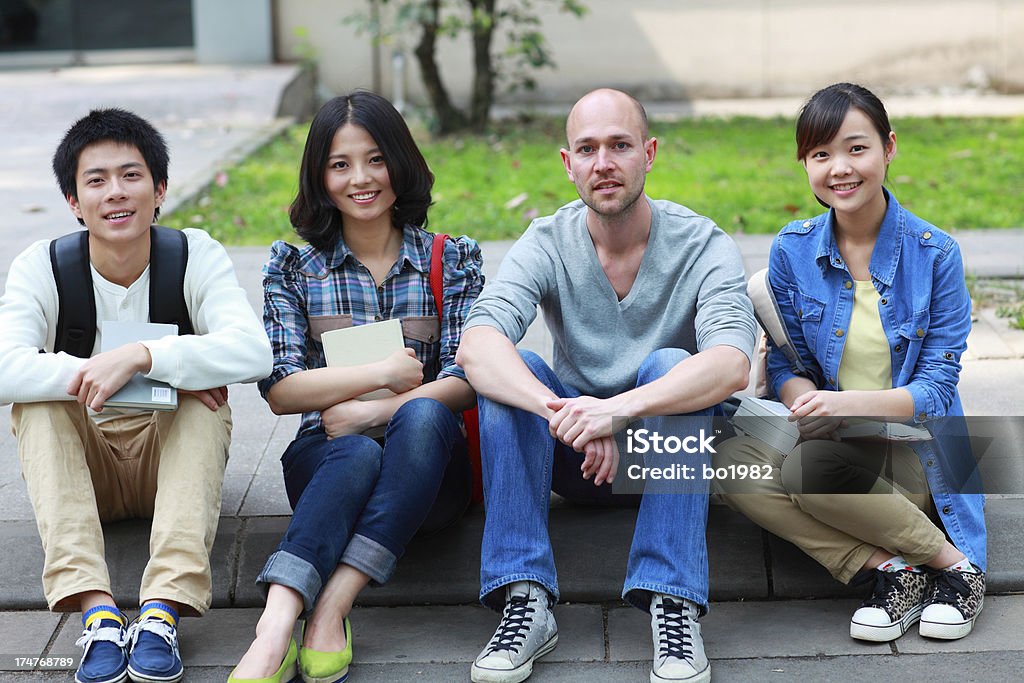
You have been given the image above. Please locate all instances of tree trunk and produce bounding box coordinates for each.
[414,0,467,134]
[467,0,497,132]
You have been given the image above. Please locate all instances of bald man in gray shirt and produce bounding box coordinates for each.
[459,88,755,683]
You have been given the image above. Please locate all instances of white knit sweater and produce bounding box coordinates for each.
[0,228,272,407]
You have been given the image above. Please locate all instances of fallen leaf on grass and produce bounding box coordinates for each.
[505,192,529,210]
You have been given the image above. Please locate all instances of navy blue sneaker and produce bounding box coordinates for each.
[75,606,129,683]
[125,603,183,683]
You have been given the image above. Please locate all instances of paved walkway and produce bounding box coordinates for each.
[1,65,1023,680]
[4,597,1024,681]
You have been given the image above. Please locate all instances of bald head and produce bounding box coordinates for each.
[565,88,649,147]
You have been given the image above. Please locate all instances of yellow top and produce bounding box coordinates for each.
[837,279,892,391]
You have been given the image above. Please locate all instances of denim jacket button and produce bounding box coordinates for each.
[895,344,902,353]
[918,412,927,421]
[803,221,811,228]
[844,280,852,289]
[927,459,934,467]
[880,298,888,305]
[828,377,835,385]
[923,231,932,239]
[835,329,844,337]
[942,505,951,514]
[944,352,953,360]
[916,328,925,338]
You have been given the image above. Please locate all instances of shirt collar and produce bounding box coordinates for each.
[322,225,430,274]
[815,188,903,287]
[401,226,431,274]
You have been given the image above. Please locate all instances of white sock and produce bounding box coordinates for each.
[944,558,978,573]
[877,555,921,572]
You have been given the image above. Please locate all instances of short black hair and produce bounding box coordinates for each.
[795,82,892,161]
[52,108,169,225]
[289,91,434,251]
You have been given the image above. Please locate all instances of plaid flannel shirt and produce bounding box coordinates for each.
[259,225,483,437]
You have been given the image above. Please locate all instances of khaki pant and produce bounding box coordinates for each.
[11,397,232,616]
[713,435,946,584]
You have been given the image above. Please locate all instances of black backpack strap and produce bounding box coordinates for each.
[50,227,193,359]
[49,230,96,358]
[149,225,194,336]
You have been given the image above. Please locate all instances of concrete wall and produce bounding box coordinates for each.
[193,0,274,64]
[274,0,1024,104]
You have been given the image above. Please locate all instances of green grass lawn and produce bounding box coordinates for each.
[164,116,1024,246]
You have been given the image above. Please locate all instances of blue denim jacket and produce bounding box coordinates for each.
[766,190,986,570]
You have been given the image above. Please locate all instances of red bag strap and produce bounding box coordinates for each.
[429,232,484,503]
[429,233,449,319]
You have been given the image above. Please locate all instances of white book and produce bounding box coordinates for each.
[100,321,178,411]
[732,396,932,453]
[732,397,800,453]
[321,318,405,401]
[321,318,406,439]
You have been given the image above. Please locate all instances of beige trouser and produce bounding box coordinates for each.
[11,397,232,616]
[713,435,946,584]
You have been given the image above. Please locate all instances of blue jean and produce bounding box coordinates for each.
[479,349,714,614]
[257,397,470,612]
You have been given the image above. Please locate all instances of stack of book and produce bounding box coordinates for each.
[732,396,932,453]
[732,396,800,453]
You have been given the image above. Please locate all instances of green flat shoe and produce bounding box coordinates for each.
[299,617,352,683]
[228,638,297,683]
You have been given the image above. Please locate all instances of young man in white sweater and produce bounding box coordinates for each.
[0,109,272,683]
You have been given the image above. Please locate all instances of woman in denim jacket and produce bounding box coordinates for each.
[715,83,985,643]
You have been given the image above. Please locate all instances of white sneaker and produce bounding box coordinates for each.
[849,567,929,642]
[650,594,710,683]
[471,581,558,683]
[919,565,986,640]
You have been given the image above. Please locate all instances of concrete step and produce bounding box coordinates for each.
[4,597,1024,681]
[1,498,1021,610]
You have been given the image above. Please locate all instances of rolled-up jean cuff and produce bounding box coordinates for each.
[341,534,397,585]
[256,550,322,614]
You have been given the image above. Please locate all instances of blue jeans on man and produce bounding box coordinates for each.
[478,349,714,614]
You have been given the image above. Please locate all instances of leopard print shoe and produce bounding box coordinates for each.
[850,566,929,642]
[919,565,986,640]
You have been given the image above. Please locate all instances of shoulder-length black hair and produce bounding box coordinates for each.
[795,82,892,162]
[289,91,434,251]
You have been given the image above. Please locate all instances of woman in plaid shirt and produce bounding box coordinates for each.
[231,91,483,683]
